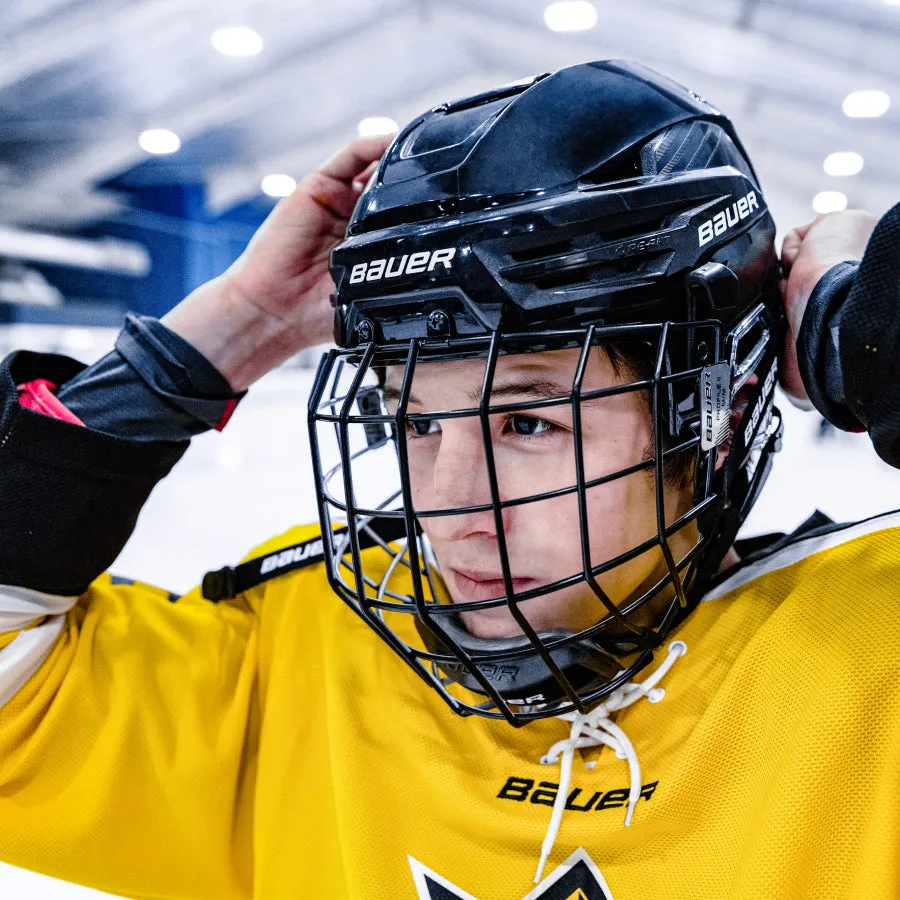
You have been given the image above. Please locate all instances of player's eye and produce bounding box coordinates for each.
[507,414,555,438]
[407,417,441,437]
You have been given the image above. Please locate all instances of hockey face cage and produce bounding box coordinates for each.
[308,308,782,726]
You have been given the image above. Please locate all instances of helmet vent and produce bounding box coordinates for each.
[597,216,668,243]
[579,149,643,187]
[509,239,573,262]
[531,256,644,289]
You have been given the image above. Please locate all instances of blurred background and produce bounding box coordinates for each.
[0,0,899,895]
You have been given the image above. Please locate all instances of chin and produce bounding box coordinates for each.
[458,609,529,640]
[457,604,574,640]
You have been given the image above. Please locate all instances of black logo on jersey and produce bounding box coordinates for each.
[409,848,615,899]
[497,775,658,812]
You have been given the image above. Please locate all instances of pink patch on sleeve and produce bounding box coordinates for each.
[17,379,85,427]
[215,398,239,432]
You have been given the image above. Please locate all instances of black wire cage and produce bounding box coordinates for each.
[307,310,782,726]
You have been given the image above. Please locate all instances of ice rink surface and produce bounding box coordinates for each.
[3,360,900,898]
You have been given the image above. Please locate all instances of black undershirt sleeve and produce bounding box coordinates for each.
[796,261,859,431]
[834,202,900,467]
[0,350,188,595]
[59,313,244,442]
[0,315,242,595]
[797,201,900,467]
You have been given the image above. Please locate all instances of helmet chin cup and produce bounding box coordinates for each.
[415,613,632,707]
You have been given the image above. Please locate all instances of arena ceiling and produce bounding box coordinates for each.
[0,0,897,236]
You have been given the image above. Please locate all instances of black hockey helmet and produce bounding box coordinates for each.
[309,59,783,725]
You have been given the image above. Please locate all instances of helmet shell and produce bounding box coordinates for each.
[331,59,777,347]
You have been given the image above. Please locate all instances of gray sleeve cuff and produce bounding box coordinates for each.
[797,261,862,432]
[58,313,245,442]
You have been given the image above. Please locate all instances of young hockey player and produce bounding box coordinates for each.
[0,61,895,899]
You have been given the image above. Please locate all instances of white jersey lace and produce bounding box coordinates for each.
[534,640,687,883]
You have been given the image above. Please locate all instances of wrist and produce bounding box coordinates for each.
[789,262,835,337]
[161,275,304,392]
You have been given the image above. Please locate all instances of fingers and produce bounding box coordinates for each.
[781,208,877,276]
[780,216,821,271]
[780,229,803,270]
[286,135,394,223]
[352,159,381,192]
[319,135,395,184]
[246,133,392,270]
[297,170,366,221]
[780,227,810,271]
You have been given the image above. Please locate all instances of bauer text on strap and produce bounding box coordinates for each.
[201,519,407,602]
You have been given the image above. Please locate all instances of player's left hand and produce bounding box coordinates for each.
[778,210,877,401]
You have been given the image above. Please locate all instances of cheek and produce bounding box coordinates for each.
[494,453,573,502]
[586,470,660,556]
[406,452,431,503]
[508,464,660,584]
[580,396,656,534]
[405,440,444,507]
[499,412,655,543]
[501,496,584,581]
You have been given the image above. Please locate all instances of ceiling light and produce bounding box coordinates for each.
[823,151,864,176]
[813,191,848,214]
[357,116,398,137]
[138,128,181,155]
[261,174,297,198]
[842,90,891,118]
[211,26,264,57]
[543,1,598,32]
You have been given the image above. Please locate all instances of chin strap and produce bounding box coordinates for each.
[533,640,687,884]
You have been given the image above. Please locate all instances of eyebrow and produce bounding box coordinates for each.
[380,378,572,408]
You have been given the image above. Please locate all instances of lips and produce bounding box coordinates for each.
[447,567,537,603]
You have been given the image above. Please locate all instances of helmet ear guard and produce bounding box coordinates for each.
[309,59,786,724]
[692,266,785,572]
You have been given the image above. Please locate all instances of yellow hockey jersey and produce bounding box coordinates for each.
[1,511,900,899]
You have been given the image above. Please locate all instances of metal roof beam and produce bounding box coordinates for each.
[23,1,416,198]
[0,0,195,91]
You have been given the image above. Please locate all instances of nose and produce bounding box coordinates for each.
[416,422,506,544]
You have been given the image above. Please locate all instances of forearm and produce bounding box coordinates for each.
[160,274,305,393]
